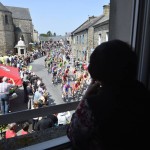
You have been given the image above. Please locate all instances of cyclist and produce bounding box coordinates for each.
[62,81,71,101]
[61,73,68,88]
[52,64,57,84]
[71,81,80,99]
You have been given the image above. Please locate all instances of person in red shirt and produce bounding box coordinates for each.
[21,122,30,135]
[83,72,89,85]
[61,73,68,88]
[5,123,17,139]
[72,68,77,81]
[65,68,70,76]
[72,81,80,98]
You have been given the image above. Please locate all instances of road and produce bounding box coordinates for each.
[31,56,64,106]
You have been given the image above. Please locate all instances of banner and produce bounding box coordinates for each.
[0,64,22,86]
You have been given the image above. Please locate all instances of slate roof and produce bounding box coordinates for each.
[0,2,10,12]
[6,6,31,20]
[73,15,104,34]
[51,36,66,41]
[39,36,67,42]
[93,15,109,27]
[39,36,50,41]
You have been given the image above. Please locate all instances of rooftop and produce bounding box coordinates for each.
[6,6,32,20]
[72,15,104,34]
[0,2,10,12]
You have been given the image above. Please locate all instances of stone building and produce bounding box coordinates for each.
[33,29,39,43]
[71,4,109,62]
[0,2,33,55]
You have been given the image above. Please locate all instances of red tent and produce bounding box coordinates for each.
[0,64,22,86]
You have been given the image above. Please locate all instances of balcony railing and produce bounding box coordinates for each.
[0,101,79,150]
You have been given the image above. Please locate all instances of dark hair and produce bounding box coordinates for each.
[22,122,29,131]
[88,40,137,84]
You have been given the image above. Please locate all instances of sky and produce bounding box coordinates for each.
[1,0,109,36]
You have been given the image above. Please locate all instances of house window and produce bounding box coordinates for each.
[21,49,24,54]
[77,36,78,44]
[5,15,8,24]
[106,32,109,41]
[98,34,102,45]
[79,35,82,44]
[82,35,84,44]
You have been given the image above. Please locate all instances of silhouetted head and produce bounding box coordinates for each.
[88,40,137,85]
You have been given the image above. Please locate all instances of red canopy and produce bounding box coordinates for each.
[0,64,22,86]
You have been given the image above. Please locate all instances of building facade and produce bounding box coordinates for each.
[0,2,33,55]
[33,29,39,43]
[71,4,110,62]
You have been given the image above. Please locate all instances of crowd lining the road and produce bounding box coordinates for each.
[0,41,90,139]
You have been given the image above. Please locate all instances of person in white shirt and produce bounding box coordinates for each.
[0,77,15,114]
[57,111,71,126]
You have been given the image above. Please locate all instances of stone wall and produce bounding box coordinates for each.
[0,125,68,150]
[22,33,31,49]
[94,23,109,48]
[71,23,109,63]
[0,11,14,54]
[13,19,32,33]
[72,31,88,61]
[0,31,5,53]
[33,30,39,43]
[5,31,15,52]
[13,19,32,48]
[0,12,4,31]
[87,27,94,62]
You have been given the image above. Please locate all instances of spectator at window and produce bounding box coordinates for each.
[67,40,148,150]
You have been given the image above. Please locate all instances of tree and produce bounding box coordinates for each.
[47,31,53,37]
[53,32,56,36]
[40,34,48,37]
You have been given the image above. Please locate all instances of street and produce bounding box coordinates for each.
[31,56,64,105]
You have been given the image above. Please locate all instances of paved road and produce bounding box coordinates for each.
[31,56,64,106]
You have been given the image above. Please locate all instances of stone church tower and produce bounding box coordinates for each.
[0,2,33,55]
[0,2,15,54]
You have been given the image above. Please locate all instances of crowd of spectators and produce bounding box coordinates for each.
[0,46,71,139]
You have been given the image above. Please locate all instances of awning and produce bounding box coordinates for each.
[0,64,22,86]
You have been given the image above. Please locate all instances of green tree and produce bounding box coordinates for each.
[47,31,53,37]
[40,34,48,37]
[53,32,56,36]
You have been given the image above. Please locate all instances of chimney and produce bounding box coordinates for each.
[103,4,110,16]
[88,16,96,21]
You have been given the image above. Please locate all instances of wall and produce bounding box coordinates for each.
[0,125,68,150]
[109,0,135,44]
[0,11,14,54]
[87,27,94,61]
[94,23,109,48]
[33,30,39,43]
[13,18,33,47]
[72,30,88,61]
